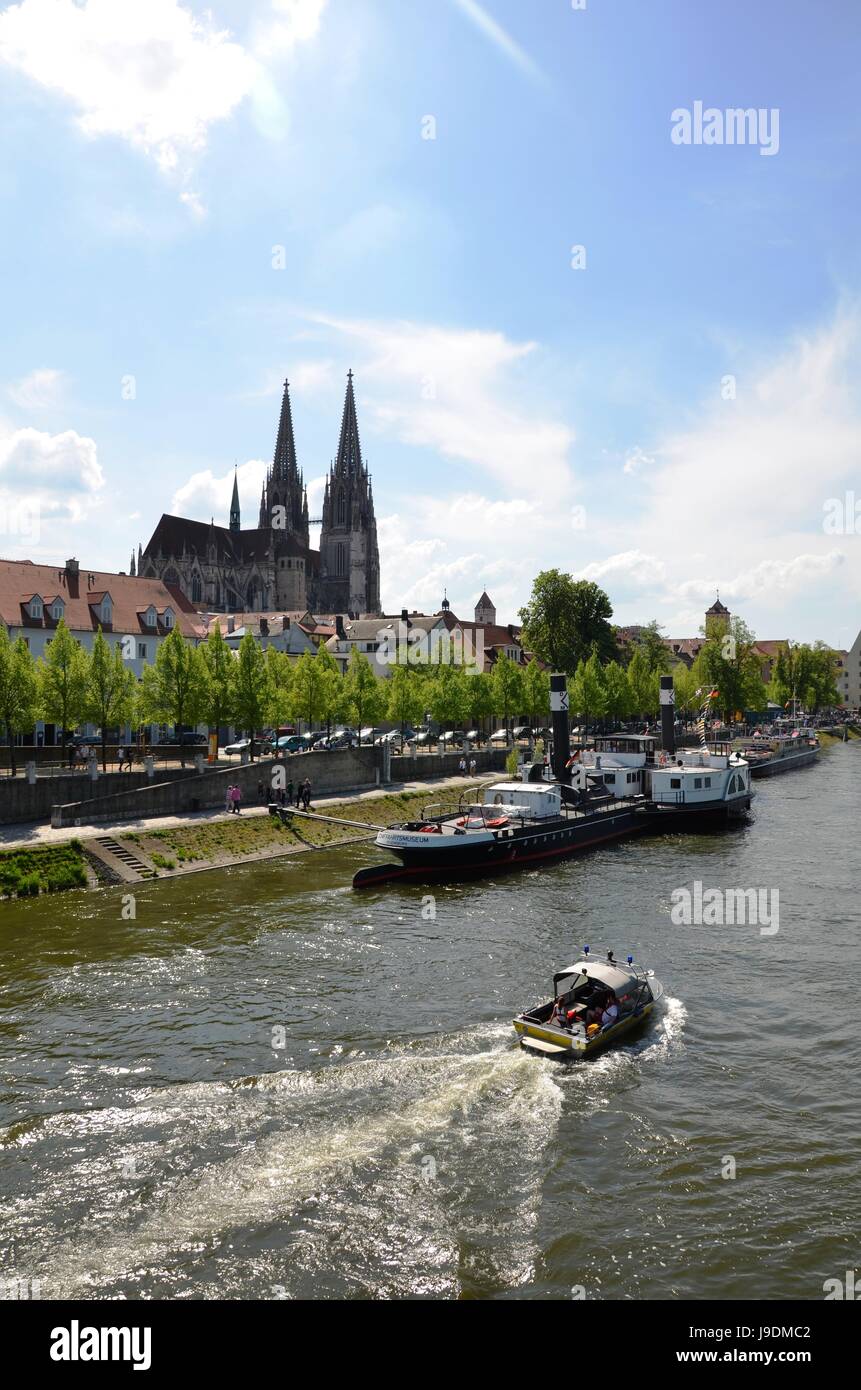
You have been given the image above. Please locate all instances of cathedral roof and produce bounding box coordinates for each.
[145,514,274,564]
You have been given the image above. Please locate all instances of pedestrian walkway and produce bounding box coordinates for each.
[0,773,499,852]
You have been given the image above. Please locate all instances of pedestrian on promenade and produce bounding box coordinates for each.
[257,778,266,804]
[232,784,242,814]
[469,757,477,777]
[225,784,234,813]
[458,755,467,776]
[118,745,126,772]
[302,778,311,809]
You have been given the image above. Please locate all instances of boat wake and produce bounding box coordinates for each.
[3,1009,685,1299]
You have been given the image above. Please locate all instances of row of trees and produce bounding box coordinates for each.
[0,621,552,772]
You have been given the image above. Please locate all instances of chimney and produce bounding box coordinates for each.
[550,673,571,782]
[65,558,79,577]
[259,617,269,637]
[400,608,410,626]
[227,616,235,634]
[660,674,676,755]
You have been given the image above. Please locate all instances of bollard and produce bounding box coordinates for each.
[145,756,155,779]
[25,761,36,785]
[194,753,205,774]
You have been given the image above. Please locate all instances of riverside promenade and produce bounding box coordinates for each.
[0,771,500,853]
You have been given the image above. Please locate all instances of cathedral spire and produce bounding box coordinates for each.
[272,378,298,481]
[230,468,241,532]
[333,369,363,478]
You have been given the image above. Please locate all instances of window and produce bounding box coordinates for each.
[138,643,148,659]
[145,606,157,628]
[694,777,702,788]
[163,608,174,630]
[670,777,681,789]
[100,596,112,624]
[191,575,202,603]
[704,777,711,787]
[29,596,43,619]
[51,600,64,620]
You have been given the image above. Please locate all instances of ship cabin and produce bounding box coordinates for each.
[481,783,562,820]
[578,734,655,797]
[646,745,751,807]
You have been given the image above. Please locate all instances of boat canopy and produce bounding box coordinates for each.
[553,959,641,995]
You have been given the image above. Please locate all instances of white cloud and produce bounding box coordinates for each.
[676,552,846,604]
[0,425,104,548]
[171,457,267,520]
[310,312,575,497]
[7,367,66,410]
[575,550,667,587]
[622,445,653,476]
[0,0,328,191]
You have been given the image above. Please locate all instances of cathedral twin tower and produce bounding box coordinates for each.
[139,372,381,618]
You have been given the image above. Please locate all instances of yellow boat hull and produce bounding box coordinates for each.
[513,1002,654,1057]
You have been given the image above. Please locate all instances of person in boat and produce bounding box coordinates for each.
[600,994,619,1028]
[551,997,570,1028]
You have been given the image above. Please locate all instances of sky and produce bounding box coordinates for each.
[0,0,859,647]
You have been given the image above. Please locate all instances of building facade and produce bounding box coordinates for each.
[138,372,381,619]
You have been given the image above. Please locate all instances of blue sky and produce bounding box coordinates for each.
[0,0,859,646]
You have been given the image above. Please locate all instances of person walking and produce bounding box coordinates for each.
[469,756,477,777]
[232,783,242,814]
[225,784,234,814]
[117,745,127,773]
[302,778,311,809]
[257,778,266,804]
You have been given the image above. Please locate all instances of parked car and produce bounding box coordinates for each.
[413,730,435,746]
[511,725,533,741]
[439,730,466,747]
[464,729,485,745]
[179,732,208,746]
[380,728,413,745]
[222,739,252,756]
[489,728,510,744]
[359,727,385,744]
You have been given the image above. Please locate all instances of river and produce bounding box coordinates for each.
[1,743,858,1300]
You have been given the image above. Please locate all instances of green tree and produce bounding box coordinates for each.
[672,662,701,720]
[139,627,207,767]
[264,647,293,729]
[291,649,328,731]
[627,620,670,674]
[466,670,495,732]
[343,649,387,740]
[521,658,550,728]
[602,660,633,722]
[0,629,39,776]
[698,617,767,722]
[490,651,524,735]
[386,666,425,737]
[806,643,840,711]
[569,652,607,736]
[231,631,271,758]
[427,663,471,733]
[627,647,658,717]
[84,630,138,772]
[519,570,616,673]
[199,624,236,741]
[38,618,88,742]
[313,643,346,735]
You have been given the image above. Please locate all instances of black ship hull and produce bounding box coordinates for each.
[353,803,649,889]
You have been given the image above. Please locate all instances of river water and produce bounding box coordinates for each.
[1,744,858,1301]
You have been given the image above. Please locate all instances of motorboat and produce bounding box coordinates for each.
[513,948,664,1057]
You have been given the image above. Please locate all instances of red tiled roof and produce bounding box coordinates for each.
[0,560,205,639]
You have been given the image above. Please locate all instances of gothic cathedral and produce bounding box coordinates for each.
[137,372,381,617]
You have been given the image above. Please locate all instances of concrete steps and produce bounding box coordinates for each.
[93,836,156,882]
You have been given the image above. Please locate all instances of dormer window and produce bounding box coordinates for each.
[28,595,44,619]
[144,605,158,629]
[50,598,65,621]
[100,595,112,624]
[162,607,175,630]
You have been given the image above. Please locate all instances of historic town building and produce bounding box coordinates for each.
[137,372,381,618]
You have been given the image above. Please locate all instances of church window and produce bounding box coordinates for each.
[337,490,346,526]
[191,575,202,603]
[164,567,180,588]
